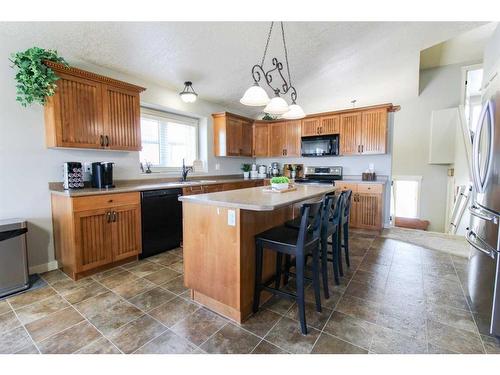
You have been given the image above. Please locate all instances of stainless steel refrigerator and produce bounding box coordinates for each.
[466,25,500,337]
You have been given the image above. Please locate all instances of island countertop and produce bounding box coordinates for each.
[178,184,335,211]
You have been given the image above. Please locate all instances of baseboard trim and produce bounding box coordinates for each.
[29,260,59,275]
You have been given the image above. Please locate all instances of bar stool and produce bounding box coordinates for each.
[327,190,352,277]
[284,193,335,296]
[253,200,324,335]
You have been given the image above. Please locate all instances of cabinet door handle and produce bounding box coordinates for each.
[100,135,104,147]
[106,211,112,223]
[105,135,110,147]
[361,145,364,153]
[285,149,287,156]
[112,211,117,222]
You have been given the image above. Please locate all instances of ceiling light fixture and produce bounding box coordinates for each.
[240,22,305,119]
[179,81,198,103]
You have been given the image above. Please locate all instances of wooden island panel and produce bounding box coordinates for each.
[182,201,295,322]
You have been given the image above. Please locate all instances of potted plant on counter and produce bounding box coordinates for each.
[270,176,290,190]
[241,163,252,179]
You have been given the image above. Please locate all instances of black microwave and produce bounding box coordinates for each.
[301,135,339,157]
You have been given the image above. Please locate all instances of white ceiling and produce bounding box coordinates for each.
[0,22,486,117]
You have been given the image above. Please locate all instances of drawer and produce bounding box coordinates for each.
[203,184,223,193]
[182,185,204,195]
[72,192,140,212]
[337,182,358,192]
[358,184,383,194]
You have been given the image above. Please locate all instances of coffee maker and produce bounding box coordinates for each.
[91,162,114,188]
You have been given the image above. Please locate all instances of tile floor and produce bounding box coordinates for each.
[1,231,500,354]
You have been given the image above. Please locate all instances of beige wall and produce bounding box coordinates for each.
[393,63,476,232]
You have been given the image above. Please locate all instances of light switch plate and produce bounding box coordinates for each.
[227,210,236,226]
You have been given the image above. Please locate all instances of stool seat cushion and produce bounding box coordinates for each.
[256,225,316,247]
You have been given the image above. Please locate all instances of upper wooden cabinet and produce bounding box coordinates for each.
[44,62,145,151]
[301,115,340,136]
[301,118,321,136]
[339,108,387,155]
[212,104,397,158]
[253,122,269,157]
[267,121,301,157]
[212,112,253,157]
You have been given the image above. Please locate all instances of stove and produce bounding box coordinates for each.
[294,166,342,185]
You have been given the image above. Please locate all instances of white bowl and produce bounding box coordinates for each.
[271,182,289,190]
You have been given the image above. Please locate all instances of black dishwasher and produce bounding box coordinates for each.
[140,188,182,259]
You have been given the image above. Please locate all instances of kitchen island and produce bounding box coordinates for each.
[179,184,335,323]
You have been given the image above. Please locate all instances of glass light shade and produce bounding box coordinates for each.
[282,103,306,119]
[240,84,270,106]
[180,92,197,103]
[264,95,289,115]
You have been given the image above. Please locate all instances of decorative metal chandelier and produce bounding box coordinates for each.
[179,81,198,103]
[240,22,305,119]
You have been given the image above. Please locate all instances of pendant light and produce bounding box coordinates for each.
[240,22,305,119]
[264,92,289,115]
[179,81,198,103]
[240,82,270,106]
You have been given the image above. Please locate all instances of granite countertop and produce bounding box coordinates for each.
[49,175,264,197]
[179,184,335,211]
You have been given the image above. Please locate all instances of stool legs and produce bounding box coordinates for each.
[275,253,283,289]
[343,222,350,268]
[337,226,344,277]
[320,234,330,299]
[253,240,264,314]
[331,231,340,285]
[284,254,291,285]
[295,251,307,335]
[311,246,322,313]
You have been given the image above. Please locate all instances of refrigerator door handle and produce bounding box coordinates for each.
[466,228,497,259]
[469,205,500,224]
[472,100,494,193]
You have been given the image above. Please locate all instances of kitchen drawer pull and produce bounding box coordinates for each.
[465,229,497,259]
[106,211,112,223]
[105,135,110,147]
[469,205,499,224]
[112,211,117,222]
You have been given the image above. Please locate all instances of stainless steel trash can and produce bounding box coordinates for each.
[0,219,29,298]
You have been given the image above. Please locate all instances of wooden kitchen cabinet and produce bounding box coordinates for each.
[301,117,321,136]
[212,112,253,157]
[339,108,387,155]
[102,85,142,151]
[268,120,301,157]
[340,112,362,155]
[44,62,145,151]
[339,183,384,231]
[285,120,301,156]
[51,192,141,280]
[253,122,269,157]
[301,115,339,136]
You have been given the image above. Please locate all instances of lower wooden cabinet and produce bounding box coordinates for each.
[339,183,384,231]
[51,192,141,280]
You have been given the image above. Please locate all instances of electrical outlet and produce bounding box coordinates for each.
[227,210,236,226]
[83,162,92,173]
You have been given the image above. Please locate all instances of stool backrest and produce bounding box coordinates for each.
[342,190,353,219]
[297,199,323,248]
[330,192,345,226]
[321,193,335,233]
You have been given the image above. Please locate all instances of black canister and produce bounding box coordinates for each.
[91,162,115,188]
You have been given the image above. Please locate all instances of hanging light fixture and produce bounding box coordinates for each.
[179,81,198,103]
[240,22,305,119]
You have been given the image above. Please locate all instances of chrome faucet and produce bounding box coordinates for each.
[181,159,193,182]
